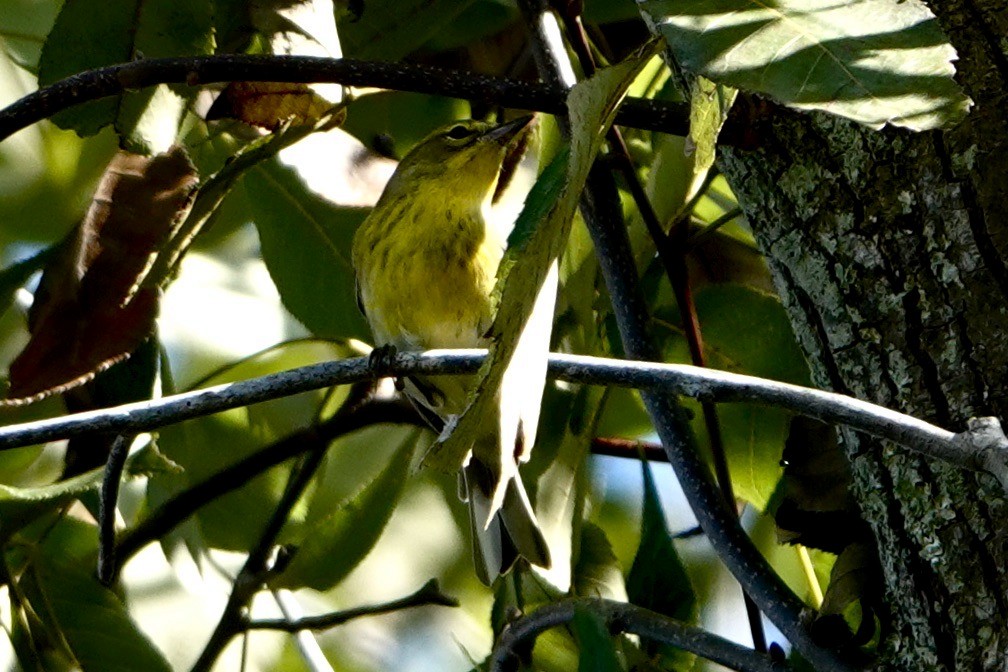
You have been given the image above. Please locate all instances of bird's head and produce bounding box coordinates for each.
[382,115,539,214]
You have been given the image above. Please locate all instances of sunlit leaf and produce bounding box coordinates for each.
[639,0,972,130]
[37,0,213,147]
[246,158,370,341]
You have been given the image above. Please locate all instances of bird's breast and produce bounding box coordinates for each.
[356,206,505,351]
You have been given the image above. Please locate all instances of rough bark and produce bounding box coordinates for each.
[715,0,1008,669]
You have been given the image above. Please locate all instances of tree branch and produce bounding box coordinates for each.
[242,579,457,632]
[489,597,787,672]
[113,396,420,571]
[0,55,689,143]
[0,351,1001,492]
[575,159,840,666]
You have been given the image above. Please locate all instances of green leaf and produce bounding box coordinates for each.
[572,607,622,672]
[342,91,469,160]
[0,468,103,541]
[152,340,346,551]
[687,76,736,188]
[530,384,606,592]
[639,0,972,130]
[574,523,627,600]
[37,0,213,145]
[626,460,696,670]
[339,0,477,60]
[247,158,370,341]
[426,40,665,471]
[657,284,811,509]
[21,518,172,672]
[271,428,419,591]
[626,461,696,623]
[422,0,519,52]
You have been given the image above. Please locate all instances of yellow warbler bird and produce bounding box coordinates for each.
[352,116,553,584]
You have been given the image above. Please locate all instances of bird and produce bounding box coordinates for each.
[351,115,554,584]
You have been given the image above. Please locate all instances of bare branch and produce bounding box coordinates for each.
[243,579,458,632]
[490,597,787,672]
[0,55,689,144]
[0,351,1001,491]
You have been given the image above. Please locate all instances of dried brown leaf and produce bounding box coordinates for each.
[207,81,343,130]
[6,147,197,404]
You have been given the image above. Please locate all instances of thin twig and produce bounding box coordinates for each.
[684,207,743,250]
[590,436,666,462]
[269,590,334,672]
[0,351,1000,490]
[490,597,787,672]
[0,55,691,144]
[189,447,328,672]
[97,434,131,585]
[244,579,458,632]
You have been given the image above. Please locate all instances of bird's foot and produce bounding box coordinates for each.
[368,344,399,380]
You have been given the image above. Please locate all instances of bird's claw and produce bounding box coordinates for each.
[368,344,399,380]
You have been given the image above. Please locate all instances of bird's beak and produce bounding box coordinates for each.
[489,116,537,204]
[484,115,536,146]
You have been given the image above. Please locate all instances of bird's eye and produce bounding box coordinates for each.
[446,125,473,140]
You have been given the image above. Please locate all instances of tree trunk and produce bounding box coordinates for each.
[715,0,1008,669]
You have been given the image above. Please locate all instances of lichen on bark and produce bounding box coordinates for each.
[714,0,1008,661]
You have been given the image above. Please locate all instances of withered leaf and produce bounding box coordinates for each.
[207,81,344,130]
[6,146,197,404]
[774,416,868,553]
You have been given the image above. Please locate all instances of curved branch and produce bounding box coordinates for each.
[0,55,689,143]
[0,351,999,488]
[489,597,787,672]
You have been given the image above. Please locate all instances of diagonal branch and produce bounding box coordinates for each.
[112,396,420,571]
[0,55,690,144]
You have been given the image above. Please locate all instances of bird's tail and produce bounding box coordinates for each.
[462,460,551,585]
